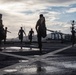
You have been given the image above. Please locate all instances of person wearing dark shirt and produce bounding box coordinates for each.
[28,28,34,44]
[4,27,11,44]
[0,14,5,48]
[18,27,26,43]
[35,14,46,53]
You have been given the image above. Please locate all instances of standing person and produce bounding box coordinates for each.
[71,29,75,46]
[4,27,11,44]
[28,28,34,44]
[0,14,5,48]
[18,27,26,43]
[35,14,47,53]
[71,20,76,46]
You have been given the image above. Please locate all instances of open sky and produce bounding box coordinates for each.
[0,0,76,38]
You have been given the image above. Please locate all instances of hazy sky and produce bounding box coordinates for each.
[0,0,76,38]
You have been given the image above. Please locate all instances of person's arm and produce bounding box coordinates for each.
[33,31,34,36]
[35,20,39,32]
[18,30,20,35]
[7,30,11,33]
[35,23,37,32]
[24,31,26,36]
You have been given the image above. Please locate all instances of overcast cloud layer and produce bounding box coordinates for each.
[0,0,76,38]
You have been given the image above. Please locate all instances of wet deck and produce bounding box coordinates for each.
[0,42,76,75]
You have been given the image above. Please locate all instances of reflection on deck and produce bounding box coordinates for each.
[0,43,76,75]
[2,46,39,52]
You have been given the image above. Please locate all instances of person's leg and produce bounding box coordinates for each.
[30,37,32,44]
[38,34,42,53]
[21,39,23,43]
[30,39,32,44]
[21,35,23,44]
[73,37,75,46]
[4,38,6,44]
[72,35,75,46]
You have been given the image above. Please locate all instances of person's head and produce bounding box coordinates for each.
[5,27,7,30]
[31,28,33,31]
[0,14,2,19]
[39,14,43,18]
[21,27,23,29]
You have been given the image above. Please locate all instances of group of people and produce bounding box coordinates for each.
[18,27,34,44]
[0,14,47,53]
[0,26,34,44]
[18,14,47,53]
[0,14,8,45]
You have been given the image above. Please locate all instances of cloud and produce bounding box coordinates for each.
[66,8,76,13]
[0,0,76,6]
[0,0,75,38]
[0,0,23,3]
[26,0,76,7]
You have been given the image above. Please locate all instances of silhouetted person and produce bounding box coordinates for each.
[28,28,34,44]
[71,29,75,46]
[0,14,5,48]
[36,14,46,53]
[18,27,26,43]
[4,27,11,44]
[71,20,76,46]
